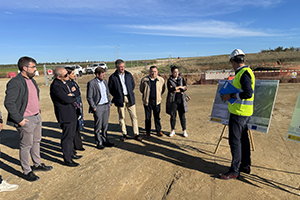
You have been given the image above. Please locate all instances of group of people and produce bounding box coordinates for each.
[0,48,254,192]
[49,59,190,168]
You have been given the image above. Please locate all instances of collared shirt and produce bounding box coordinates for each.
[97,78,109,105]
[118,72,128,95]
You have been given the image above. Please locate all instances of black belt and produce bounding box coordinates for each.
[98,102,109,106]
[34,113,39,116]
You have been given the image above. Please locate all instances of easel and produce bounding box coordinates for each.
[214,125,255,154]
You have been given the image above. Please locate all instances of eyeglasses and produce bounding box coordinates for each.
[62,73,68,78]
[26,65,36,68]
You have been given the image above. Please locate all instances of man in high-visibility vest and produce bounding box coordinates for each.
[220,49,255,180]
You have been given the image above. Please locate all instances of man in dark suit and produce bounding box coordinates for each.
[4,56,52,182]
[87,67,113,149]
[50,67,79,167]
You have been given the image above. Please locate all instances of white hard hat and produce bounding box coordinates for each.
[229,49,245,61]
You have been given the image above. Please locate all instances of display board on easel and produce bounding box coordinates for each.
[286,91,300,143]
[210,80,279,153]
[210,80,279,133]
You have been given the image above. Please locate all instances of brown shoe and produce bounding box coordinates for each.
[157,132,164,137]
[122,135,127,142]
[135,135,142,141]
[219,172,239,180]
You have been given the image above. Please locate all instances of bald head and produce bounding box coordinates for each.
[54,67,69,81]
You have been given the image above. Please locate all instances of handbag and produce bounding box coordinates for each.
[184,93,191,102]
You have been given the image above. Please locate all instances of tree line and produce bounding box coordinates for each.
[261,46,299,53]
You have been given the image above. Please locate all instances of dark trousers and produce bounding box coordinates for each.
[93,104,110,146]
[73,119,83,150]
[144,100,161,133]
[170,100,186,131]
[60,120,77,161]
[228,114,251,175]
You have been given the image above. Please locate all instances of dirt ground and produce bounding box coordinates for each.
[1,69,300,200]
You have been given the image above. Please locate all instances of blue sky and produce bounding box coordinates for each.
[0,0,299,64]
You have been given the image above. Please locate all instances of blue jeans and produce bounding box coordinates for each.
[228,114,251,175]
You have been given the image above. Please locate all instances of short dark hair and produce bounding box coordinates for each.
[170,65,178,73]
[115,59,124,67]
[18,56,37,71]
[149,65,157,71]
[65,67,74,75]
[95,67,105,75]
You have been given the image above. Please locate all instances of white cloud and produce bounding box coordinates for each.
[5,11,13,15]
[0,0,282,17]
[121,21,281,38]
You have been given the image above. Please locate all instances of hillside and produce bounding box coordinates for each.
[156,51,300,74]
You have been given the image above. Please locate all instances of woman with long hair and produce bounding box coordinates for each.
[166,65,188,137]
[65,67,85,152]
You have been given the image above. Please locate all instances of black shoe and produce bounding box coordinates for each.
[96,145,105,150]
[71,155,83,159]
[135,135,142,141]
[31,163,53,171]
[239,167,251,174]
[24,171,39,182]
[122,135,127,142]
[64,159,79,167]
[103,142,114,147]
[76,148,85,151]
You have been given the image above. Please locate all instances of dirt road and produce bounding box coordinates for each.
[1,73,300,200]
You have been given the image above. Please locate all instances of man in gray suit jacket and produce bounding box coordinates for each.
[87,67,113,149]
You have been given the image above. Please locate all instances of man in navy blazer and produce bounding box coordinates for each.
[86,67,113,149]
[108,59,142,142]
[50,67,79,167]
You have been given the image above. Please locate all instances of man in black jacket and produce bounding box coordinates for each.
[50,67,79,167]
[108,59,142,141]
[4,56,52,182]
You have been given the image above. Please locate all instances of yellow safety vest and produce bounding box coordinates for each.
[228,67,255,116]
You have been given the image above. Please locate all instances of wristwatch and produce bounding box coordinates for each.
[230,93,235,98]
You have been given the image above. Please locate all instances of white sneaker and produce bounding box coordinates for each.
[169,130,175,137]
[0,180,19,192]
[183,131,188,137]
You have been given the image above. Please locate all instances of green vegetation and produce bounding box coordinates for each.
[260,46,297,53]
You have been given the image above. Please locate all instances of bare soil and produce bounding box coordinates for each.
[1,70,300,200]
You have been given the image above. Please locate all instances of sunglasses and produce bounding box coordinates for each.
[62,73,68,78]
